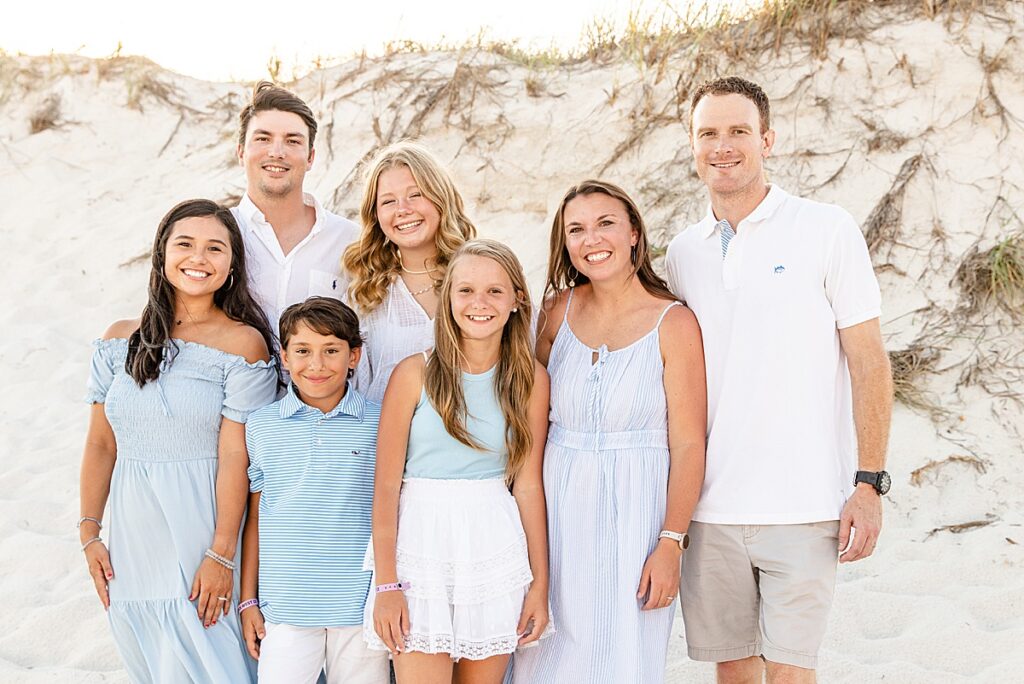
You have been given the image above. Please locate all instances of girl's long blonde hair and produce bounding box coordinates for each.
[342,141,476,312]
[425,239,535,484]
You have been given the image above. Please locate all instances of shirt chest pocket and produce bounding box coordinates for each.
[307,269,341,298]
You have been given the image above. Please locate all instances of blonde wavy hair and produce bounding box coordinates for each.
[342,141,476,312]
[425,239,535,485]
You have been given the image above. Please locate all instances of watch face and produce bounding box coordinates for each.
[878,471,892,495]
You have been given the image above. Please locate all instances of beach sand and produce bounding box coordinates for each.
[0,3,1021,681]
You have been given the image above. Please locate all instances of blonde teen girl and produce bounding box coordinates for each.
[342,142,476,402]
[364,239,551,684]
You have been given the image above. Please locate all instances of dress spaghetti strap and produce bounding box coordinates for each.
[655,301,682,330]
[562,287,575,325]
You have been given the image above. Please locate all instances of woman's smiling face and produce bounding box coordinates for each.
[562,192,638,284]
[162,216,233,297]
[375,164,441,255]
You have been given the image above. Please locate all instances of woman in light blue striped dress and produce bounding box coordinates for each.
[512,181,707,683]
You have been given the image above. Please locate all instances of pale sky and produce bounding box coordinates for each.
[4,0,755,82]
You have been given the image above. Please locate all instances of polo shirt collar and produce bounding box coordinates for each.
[279,382,366,422]
[698,184,788,239]
[238,192,325,237]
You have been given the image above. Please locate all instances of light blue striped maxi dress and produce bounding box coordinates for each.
[512,290,679,684]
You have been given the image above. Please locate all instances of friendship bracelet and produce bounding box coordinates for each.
[82,537,103,552]
[237,598,260,614]
[204,548,237,571]
[77,516,103,530]
[375,581,410,593]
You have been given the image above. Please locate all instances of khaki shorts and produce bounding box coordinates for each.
[680,521,840,670]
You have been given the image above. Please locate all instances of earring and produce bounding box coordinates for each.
[511,307,518,313]
[567,265,579,288]
[631,244,638,265]
[347,368,354,379]
[226,271,235,289]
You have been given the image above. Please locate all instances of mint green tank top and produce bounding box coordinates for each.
[404,365,508,480]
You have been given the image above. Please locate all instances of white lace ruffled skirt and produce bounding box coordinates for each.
[363,477,552,661]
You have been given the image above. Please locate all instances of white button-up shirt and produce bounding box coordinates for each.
[232,193,359,340]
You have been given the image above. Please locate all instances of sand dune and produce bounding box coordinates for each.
[1,2,1021,681]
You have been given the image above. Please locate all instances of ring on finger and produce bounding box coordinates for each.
[217,596,229,602]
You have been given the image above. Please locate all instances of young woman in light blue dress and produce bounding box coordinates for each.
[79,199,279,683]
[511,180,707,683]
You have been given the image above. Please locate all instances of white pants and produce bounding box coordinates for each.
[258,622,389,684]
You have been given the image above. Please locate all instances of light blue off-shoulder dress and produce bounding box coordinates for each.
[86,337,277,684]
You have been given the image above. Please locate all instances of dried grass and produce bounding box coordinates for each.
[29,94,61,134]
[118,250,151,268]
[926,516,996,538]
[955,231,1024,317]
[863,154,924,257]
[910,455,987,486]
[889,342,941,412]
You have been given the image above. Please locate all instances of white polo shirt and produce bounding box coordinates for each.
[233,193,359,338]
[665,185,881,524]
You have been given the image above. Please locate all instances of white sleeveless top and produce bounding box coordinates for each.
[350,278,435,404]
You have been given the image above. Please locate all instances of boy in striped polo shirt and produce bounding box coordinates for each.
[240,297,388,683]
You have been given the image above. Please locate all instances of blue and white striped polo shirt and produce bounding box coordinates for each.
[246,384,380,627]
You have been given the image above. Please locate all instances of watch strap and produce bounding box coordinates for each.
[658,530,690,550]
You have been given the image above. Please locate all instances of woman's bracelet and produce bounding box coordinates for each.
[77,516,103,530]
[82,536,103,552]
[204,548,237,571]
[237,598,260,614]
[375,581,410,593]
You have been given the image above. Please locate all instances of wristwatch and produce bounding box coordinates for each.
[854,470,891,495]
[658,530,690,550]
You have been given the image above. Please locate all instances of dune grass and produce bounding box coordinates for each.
[956,231,1024,317]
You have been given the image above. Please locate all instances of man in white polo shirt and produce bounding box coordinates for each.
[666,76,893,683]
[233,81,358,340]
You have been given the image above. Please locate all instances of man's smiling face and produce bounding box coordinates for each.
[237,109,314,200]
[690,92,775,200]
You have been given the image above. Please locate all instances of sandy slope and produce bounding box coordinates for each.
[0,4,1021,681]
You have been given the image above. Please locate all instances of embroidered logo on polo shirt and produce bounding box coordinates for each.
[773,265,786,275]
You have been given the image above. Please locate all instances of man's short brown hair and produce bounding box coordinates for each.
[279,297,362,350]
[237,81,317,152]
[690,76,771,134]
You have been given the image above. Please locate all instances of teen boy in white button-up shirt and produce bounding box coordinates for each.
[232,82,358,339]
[665,76,893,684]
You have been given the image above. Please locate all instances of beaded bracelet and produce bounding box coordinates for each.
[77,516,103,530]
[204,548,237,571]
[237,598,260,614]
[82,537,103,552]
[375,581,410,593]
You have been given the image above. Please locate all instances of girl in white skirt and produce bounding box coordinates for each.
[364,239,552,683]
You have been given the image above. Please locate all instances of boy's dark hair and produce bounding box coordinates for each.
[237,81,318,151]
[279,297,362,350]
[689,76,771,134]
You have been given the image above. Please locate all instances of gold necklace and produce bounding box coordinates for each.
[397,249,436,275]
